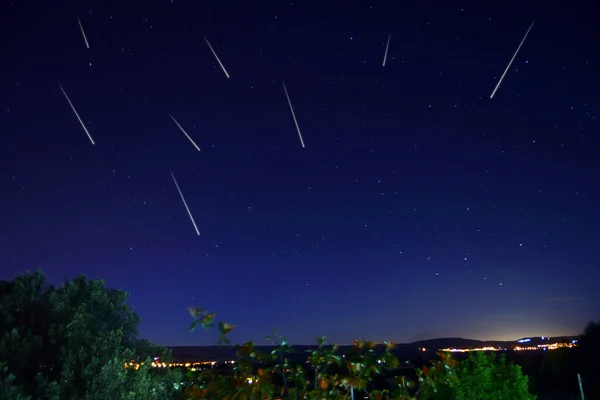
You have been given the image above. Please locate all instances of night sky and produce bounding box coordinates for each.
[1,0,599,347]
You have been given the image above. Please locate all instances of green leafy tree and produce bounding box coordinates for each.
[0,270,53,395]
[0,363,31,400]
[439,352,536,400]
[0,270,184,399]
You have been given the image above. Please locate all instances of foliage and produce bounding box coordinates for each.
[0,363,31,400]
[577,319,600,398]
[445,352,536,400]
[415,352,458,399]
[188,306,538,400]
[0,270,184,399]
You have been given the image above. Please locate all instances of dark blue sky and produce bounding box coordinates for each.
[1,0,599,346]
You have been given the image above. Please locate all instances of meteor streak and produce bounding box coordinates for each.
[169,114,201,151]
[77,17,90,48]
[490,20,535,99]
[383,34,391,67]
[170,171,200,236]
[59,84,95,145]
[282,80,305,148]
[204,37,230,78]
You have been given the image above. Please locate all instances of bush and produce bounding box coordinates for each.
[187,306,538,399]
[449,352,535,400]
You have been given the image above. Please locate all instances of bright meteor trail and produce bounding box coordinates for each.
[58,84,95,145]
[383,34,391,67]
[170,171,200,236]
[169,114,201,151]
[490,20,535,99]
[282,80,305,148]
[77,17,90,49]
[204,37,230,78]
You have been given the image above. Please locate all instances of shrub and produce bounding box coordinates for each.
[187,306,537,400]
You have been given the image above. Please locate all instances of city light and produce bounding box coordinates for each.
[440,346,502,353]
[124,360,236,369]
[123,341,578,370]
[441,341,577,353]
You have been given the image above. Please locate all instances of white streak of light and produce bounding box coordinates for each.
[59,84,95,145]
[169,114,201,151]
[204,37,230,78]
[490,20,535,99]
[383,34,391,67]
[170,171,200,236]
[282,80,305,148]
[77,17,90,48]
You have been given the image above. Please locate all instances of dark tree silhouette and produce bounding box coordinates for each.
[578,320,600,399]
[0,270,184,399]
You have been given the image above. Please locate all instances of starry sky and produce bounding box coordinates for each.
[1,0,599,346]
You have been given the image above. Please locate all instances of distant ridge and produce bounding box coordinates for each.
[167,336,578,362]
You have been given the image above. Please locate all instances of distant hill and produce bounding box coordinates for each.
[410,337,487,349]
[168,336,578,362]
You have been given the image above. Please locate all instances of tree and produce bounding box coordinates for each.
[0,363,30,400]
[578,319,600,398]
[0,270,184,399]
[446,352,536,400]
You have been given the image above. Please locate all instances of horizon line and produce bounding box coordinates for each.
[163,334,580,348]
